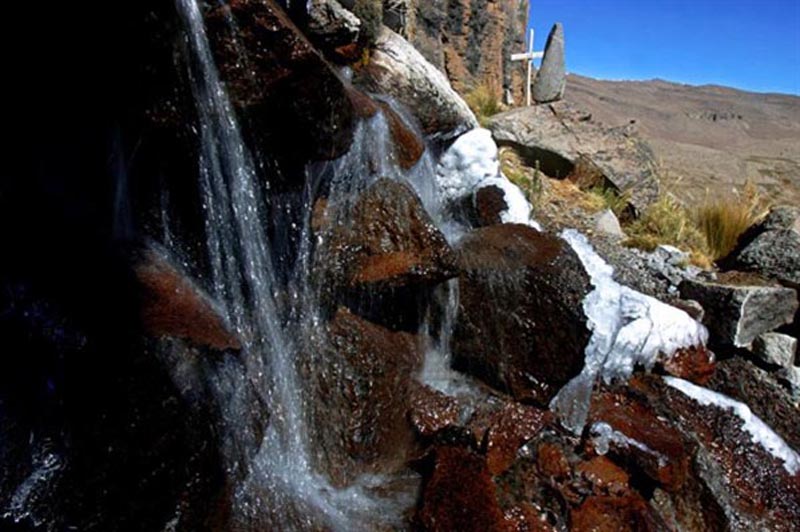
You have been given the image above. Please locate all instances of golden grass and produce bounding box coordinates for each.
[464,83,502,126]
[694,182,769,260]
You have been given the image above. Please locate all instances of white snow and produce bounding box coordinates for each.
[664,376,800,475]
[551,229,708,433]
[436,128,541,230]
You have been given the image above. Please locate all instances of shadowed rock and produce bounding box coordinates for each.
[532,23,566,103]
[452,224,592,405]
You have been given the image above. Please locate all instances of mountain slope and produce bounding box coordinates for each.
[565,74,800,205]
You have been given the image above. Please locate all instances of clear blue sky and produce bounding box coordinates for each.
[529,0,800,94]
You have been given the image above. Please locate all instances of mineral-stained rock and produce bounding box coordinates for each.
[416,446,507,532]
[705,357,800,451]
[752,332,797,368]
[483,403,551,475]
[318,179,457,317]
[408,382,462,437]
[355,26,478,140]
[588,388,689,492]
[378,101,425,169]
[473,184,508,226]
[452,224,592,404]
[532,23,566,103]
[309,307,422,484]
[134,249,240,351]
[679,277,798,347]
[657,345,716,385]
[205,0,355,163]
[576,456,630,496]
[570,494,665,532]
[488,102,660,214]
[646,376,800,531]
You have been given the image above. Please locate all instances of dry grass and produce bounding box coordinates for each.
[694,182,769,260]
[465,83,503,126]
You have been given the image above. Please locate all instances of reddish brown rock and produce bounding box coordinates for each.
[347,87,380,118]
[588,388,689,492]
[536,442,572,480]
[452,224,592,404]
[484,403,551,476]
[576,456,630,496]
[205,0,355,163]
[658,345,716,385]
[135,250,240,351]
[570,494,664,532]
[318,178,457,298]
[409,383,461,437]
[504,504,556,532]
[474,185,508,227]
[309,308,422,484]
[416,446,507,532]
[378,102,425,170]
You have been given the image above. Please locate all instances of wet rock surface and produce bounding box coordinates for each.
[452,224,592,404]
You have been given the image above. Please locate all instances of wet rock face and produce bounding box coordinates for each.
[310,308,422,484]
[416,446,507,532]
[317,178,457,324]
[532,23,566,104]
[488,102,661,214]
[473,185,508,227]
[452,224,592,404]
[134,248,241,350]
[483,403,551,476]
[679,277,798,347]
[355,26,478,140]
[588,388,690,492]
[204,0,355,164]
[650,378,800,530]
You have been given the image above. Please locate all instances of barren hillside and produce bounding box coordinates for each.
[566,74,800,205]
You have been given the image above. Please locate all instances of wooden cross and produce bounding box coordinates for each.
[511,29,544,106]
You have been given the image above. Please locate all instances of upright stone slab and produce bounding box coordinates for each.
[532,23,566,103]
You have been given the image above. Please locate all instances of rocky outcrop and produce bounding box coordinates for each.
[532,23,566,103]
[679,276,798,347]
[723,205,800,287]
[752,332,797,368]
[488,102,661,214]
[355,26,478,140]
[452,224,592,404]
[390,0,529,104]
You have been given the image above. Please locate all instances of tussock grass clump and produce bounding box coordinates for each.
[465,83,502,126]
[694,182,768,260]
[625,194,712,268]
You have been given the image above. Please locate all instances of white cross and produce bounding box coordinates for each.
[511,29,544,106]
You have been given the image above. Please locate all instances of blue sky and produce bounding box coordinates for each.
[528,0,800,94]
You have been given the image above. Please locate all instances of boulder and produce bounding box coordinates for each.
[588,388,689,492]
[452,224,592,404]
[305,0,361,59]
[317,178,457,307]
[483,403,551,475]
[378,101,425,169]
[134,249,240,351]
[354,26,478,140]
[205,0,355,164]
[408,383,462,437]
[488,102,660,214]
[679,277,798,347]
[532,23,566,103]
[309,308,422,484]
[650,376,800,530]
[752,332,797,368]
[416,446,507,532]
[473,185,508,227]
[594,209,625,238]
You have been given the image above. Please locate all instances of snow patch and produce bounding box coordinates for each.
[664,376,800,475]
[551,229,708,433]
[436,128,541,230]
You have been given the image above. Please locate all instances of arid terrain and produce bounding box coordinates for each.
[566,74,800,205]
